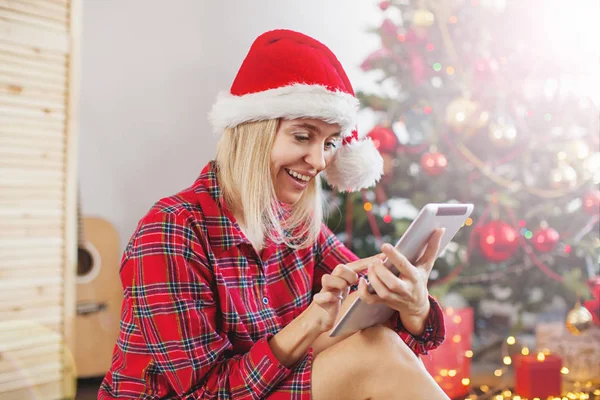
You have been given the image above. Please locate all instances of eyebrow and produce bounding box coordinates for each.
[291,123,342,138]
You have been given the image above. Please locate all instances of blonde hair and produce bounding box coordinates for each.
[215,119,324,250]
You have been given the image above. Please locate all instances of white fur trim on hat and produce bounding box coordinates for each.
[322,138,383,191]
[208,83,359,136]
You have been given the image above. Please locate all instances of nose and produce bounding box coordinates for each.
[305,143,327,172]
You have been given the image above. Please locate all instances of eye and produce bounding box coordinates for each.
[293,133,310,143]
[325,141,338,150]
[325,137,341,150]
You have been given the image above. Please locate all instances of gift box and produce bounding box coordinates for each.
[536,322,600,383]
[422,307,473,399]
[514,353,562,398]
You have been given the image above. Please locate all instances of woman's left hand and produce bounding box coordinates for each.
[356,228,445,335]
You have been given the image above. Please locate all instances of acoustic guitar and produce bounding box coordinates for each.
[75,205,123,378]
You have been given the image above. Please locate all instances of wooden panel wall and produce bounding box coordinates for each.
[0,0,79,398]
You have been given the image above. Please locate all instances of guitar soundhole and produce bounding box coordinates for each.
[77,248,94,277]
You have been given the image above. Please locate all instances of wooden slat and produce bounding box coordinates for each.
[0,81,65,101]
[0,247,63,260]
[0,124,65,141]
[0,283,62,301]
[0,20,68,54]
[0,226,63,237]
[21,0,69,13]
[0,209,63,219]
[2,0,68,24]
[0,265,62,279]
[0,277,62,291]
[0,257,62,269]
[0,50,66,75]
[0,39,66,64]
[0,132,65,154]
[0,114,65,129]
[0,293,61,312]
[0,91,66,111]
[1,59,67,85]
[0,236,63,248]
[0,368,61,394]
[2,380,63,400]
[0,305,63,323]
[0,156,65,170]
[0,105,66,123]
[0,146,64,161]
[0,351,61,375]
[0,8,67,33]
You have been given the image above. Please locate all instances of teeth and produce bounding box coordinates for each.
[286,169,311,182]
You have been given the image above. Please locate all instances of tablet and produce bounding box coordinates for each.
[329,203,474,337]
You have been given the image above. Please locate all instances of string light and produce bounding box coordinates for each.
[465,350,473,358]
[397,33,406,42]
[465,217,473,226]
[449,15,458,24]
[507,336,516,345]
[447,66,455,75]
[424,105,432,114]
[537,352,546,362]
[433,62,442,71]
[364,202,373,211]
[521,347,530,355]
[564,245,572,253]
[494,369,503,377]
[383,214,392,223]
[503,356,512,365]
[426,43,435,51]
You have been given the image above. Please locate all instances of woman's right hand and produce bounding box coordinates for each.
[310,255,385,331]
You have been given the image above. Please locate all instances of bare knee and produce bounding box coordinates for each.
[354,325,420,365]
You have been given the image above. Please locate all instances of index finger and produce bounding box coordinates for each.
[346,254,384,273]
[381,243,416,282]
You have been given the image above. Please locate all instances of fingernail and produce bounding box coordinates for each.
[382,243,393,251]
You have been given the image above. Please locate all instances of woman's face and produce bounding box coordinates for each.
[271,118,342,204]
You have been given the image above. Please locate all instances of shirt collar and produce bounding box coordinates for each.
[193,161,250,251]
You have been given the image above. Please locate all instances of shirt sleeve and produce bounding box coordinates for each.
[392,295,446,355]
[126,211,293,399]
[313,223,446,355]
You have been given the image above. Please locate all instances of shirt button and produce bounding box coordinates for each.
[262,297,269,305]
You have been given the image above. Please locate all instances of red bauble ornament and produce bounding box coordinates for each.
[367,125,398,155]
[379,1,391,10]
[420,151,448,176]
[478,220,519,262]
[531,227,560,253]
[582,190,600,216]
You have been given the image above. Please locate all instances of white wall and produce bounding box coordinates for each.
[79,0,382,250]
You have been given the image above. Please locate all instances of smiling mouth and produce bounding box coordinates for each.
[285,168,312,183]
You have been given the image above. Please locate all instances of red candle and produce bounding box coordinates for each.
[515,352,562,398]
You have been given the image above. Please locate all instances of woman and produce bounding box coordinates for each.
[99,29,449,399]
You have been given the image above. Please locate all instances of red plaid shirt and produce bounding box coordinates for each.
[99,162,445,399]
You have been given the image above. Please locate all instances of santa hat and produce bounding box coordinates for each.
[208,29,383,192]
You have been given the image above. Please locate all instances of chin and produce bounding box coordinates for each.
[277,193,302,205]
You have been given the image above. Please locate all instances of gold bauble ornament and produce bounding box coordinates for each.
[565,302,593,335]
[445,97,489,135]
[489,117,517,147]
[549,163,578,191]
[412,9,435,27]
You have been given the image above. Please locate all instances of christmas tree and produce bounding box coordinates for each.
[325,0,600,341]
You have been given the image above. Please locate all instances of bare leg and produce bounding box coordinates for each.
[311,325,450,400]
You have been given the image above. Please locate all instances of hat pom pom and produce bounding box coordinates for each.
[323,138,384,192]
